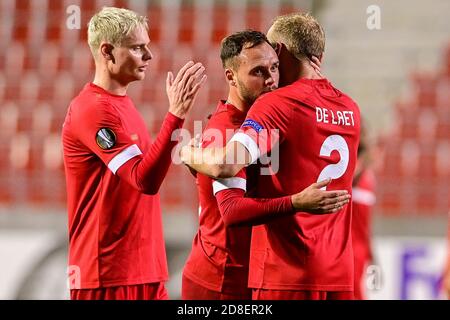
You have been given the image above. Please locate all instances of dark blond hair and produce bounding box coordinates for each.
[268,12,325,61]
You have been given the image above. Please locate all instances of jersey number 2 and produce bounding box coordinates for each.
[317,135,349,190]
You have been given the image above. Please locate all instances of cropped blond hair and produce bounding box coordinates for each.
[268,13,325,61]
[88,7,148,57]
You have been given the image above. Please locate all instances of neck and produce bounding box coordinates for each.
[226,90,250,113]
[298,59,322,80]
[280,58,322,86]
[93,65,129,96]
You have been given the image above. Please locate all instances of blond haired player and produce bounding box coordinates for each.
[62,7,205,300]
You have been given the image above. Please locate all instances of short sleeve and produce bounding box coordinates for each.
[74,102,142,174]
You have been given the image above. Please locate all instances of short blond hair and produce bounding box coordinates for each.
[268,12,325,61]
[88,7,148,57]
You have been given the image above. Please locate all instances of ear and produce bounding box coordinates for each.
[318,53,323,63]
[100,43,115,63]
[224,69,236,87]
[274,42,282,57]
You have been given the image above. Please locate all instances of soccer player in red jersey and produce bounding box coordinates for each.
[62,7,206,300]
[351,123,376,300]
[182,13,360,300]
[182,30,350,300]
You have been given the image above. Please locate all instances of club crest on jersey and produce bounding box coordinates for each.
[96,128,116,150]
[241,119,263,133]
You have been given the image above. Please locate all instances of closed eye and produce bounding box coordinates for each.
[250,66,269,77]
[254,69,263,77]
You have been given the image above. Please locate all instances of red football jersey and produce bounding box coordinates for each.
[183,101,252,296]
[231,78,360,291]
[352,168,376,265]
[63,83,177,288]
[352,168,376,299]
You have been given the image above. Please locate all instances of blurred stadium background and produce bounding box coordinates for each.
[0,0,448,299]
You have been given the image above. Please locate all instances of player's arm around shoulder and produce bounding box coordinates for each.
[290,179,351,214]
[180,93,287,179]
[180,132,251,179]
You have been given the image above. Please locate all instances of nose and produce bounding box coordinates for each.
[143,46,153,61]
[265,75,274,87]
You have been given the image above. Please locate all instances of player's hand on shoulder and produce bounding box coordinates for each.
[291,178,351,214]
[166,61,207,119]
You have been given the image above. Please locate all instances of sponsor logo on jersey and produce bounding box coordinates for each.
[96,128,116,150]
[241,119,263,133]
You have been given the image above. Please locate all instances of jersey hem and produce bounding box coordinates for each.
[182,270,223,293]
[248,281,353,292]
[75,275,168,289]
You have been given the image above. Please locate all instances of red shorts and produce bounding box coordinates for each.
[182,275,251,300]
[70,282,168,300]
[252,288,354,300]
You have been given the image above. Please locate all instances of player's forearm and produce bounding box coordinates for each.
[216,189,294,227]
[187,162,242,179]
[118,112,184,194]
[182,146,243,179]
[181,146,221,177]
[182,140,251,178]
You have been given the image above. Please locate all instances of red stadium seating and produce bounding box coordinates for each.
[178,3,195,44]
[32,103,53,136]
[1,0,447,218]
[147,3,162,43]
[210,3,229,44]
[376,45,450,216]
[38,43,61,80]
[13,0,30,42]
[4,42,25,79]
[0,102,19,137]
[245,4,263,30]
